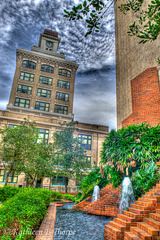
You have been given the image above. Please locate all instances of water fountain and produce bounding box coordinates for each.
[119,177,135,213]
[92,185,100,203]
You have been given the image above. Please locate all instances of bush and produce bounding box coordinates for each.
[131,161,160,199]
[0,187,74,239]
[0,186,22,202]
[75,166,110,203]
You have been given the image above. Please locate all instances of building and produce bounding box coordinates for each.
[114,0,160,129]
[0,29,108,193]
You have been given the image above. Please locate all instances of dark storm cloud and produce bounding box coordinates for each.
[0,0,116,129]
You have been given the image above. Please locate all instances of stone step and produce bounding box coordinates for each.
[130,227,152,240]
[130,204,149,210]
[137,222,159,236]
[144,217,160,230]
[105,224,124,237]
[105,228,124,240]
[136,200,155,206]
[123,210,143,220]
[156,209,160,214]
[117,214,135,223]
[150,213,160,221]
[145,192,160,197]
[125,231,142,240]
[109,220,126,231]
[128,207,149,215]
[149,189,160,193]
[114,217,131,229]
[138,197,158,203]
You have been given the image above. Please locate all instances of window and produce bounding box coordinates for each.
[51,176,68,186]
[54,153,63,166]
[78,134,92,150]
[39,75,53,86]
[37,88,51,98]
[22,60,36,70]
[41,64,54,74]
[86,156,91,165]
[54,104,68,115]
[0,169,5,182]
[56,91,69,102]
[17,84,32,95]
[14,97,30,108]
[57,79,70,89]
[8,172,18,183]
[58,68,71,78]
[35,101,50,112]
[75,179,80,187]
[20,71,34,82]
[8,124,17,128]
[0,170,18,183]
[37,129,49,144]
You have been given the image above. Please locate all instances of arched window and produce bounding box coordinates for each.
[22,60,36,70]
[58,68,71,78]
[41,64,54,74]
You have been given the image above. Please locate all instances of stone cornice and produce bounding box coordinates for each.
[7,105,74,119]
[16,49,79,71]
[0,109,108,134]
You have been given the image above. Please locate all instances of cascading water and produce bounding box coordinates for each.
[92,185,100,203]
[119,177,135,213]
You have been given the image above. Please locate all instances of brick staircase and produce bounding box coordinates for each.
[83,184,121,216]
[72,196,92,210]
[73,184,115,210]
[105,183,160,240]
[73,183,121,217]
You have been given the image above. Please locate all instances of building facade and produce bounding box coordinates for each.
[0,29,108,193]
[114,0,160,129]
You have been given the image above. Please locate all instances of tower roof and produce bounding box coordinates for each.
[44,29,58,38]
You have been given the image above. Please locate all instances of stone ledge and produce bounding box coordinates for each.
[35,202,56,240]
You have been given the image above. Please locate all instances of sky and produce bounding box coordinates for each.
[0,0,116,130]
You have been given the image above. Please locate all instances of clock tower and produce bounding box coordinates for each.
[32,29,62,57]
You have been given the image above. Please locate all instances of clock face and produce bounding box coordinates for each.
[46,41,53,48]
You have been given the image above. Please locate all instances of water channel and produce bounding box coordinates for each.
[53,203,112,240]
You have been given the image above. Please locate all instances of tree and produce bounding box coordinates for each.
[22,142,54,187]
[64,0,160,60]
[101,123,160,177]
[0,120,39,185]
[52,121,91,193]
[0,120,54,186]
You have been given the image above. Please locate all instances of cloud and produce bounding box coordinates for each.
[0,0,116,129]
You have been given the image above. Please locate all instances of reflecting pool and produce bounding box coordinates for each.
[53,203,112,240]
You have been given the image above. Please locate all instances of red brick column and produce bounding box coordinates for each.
[122,67,160,127]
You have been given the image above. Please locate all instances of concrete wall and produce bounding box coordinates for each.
[114,0,160,129]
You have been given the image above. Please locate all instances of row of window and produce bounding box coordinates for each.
[0,169,18,183]
[55,154,91,166]
[22,60,71,78]
[9,125,50,144]
[0,171,85,187]
[20,71,70,89]
[17,84,69,102]
[9,125,92,151]
[14,97,68,114]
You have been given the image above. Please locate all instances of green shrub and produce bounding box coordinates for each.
[0,186,22,202]
[63,194,75,201]
[0,187,74,239]
[108,167,123,188]
[75,166,110,203]
[131,161,160,199]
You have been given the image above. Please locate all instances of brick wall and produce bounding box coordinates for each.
[122,67,160,127]
[83,184,121,217]
[73,184,121,217]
